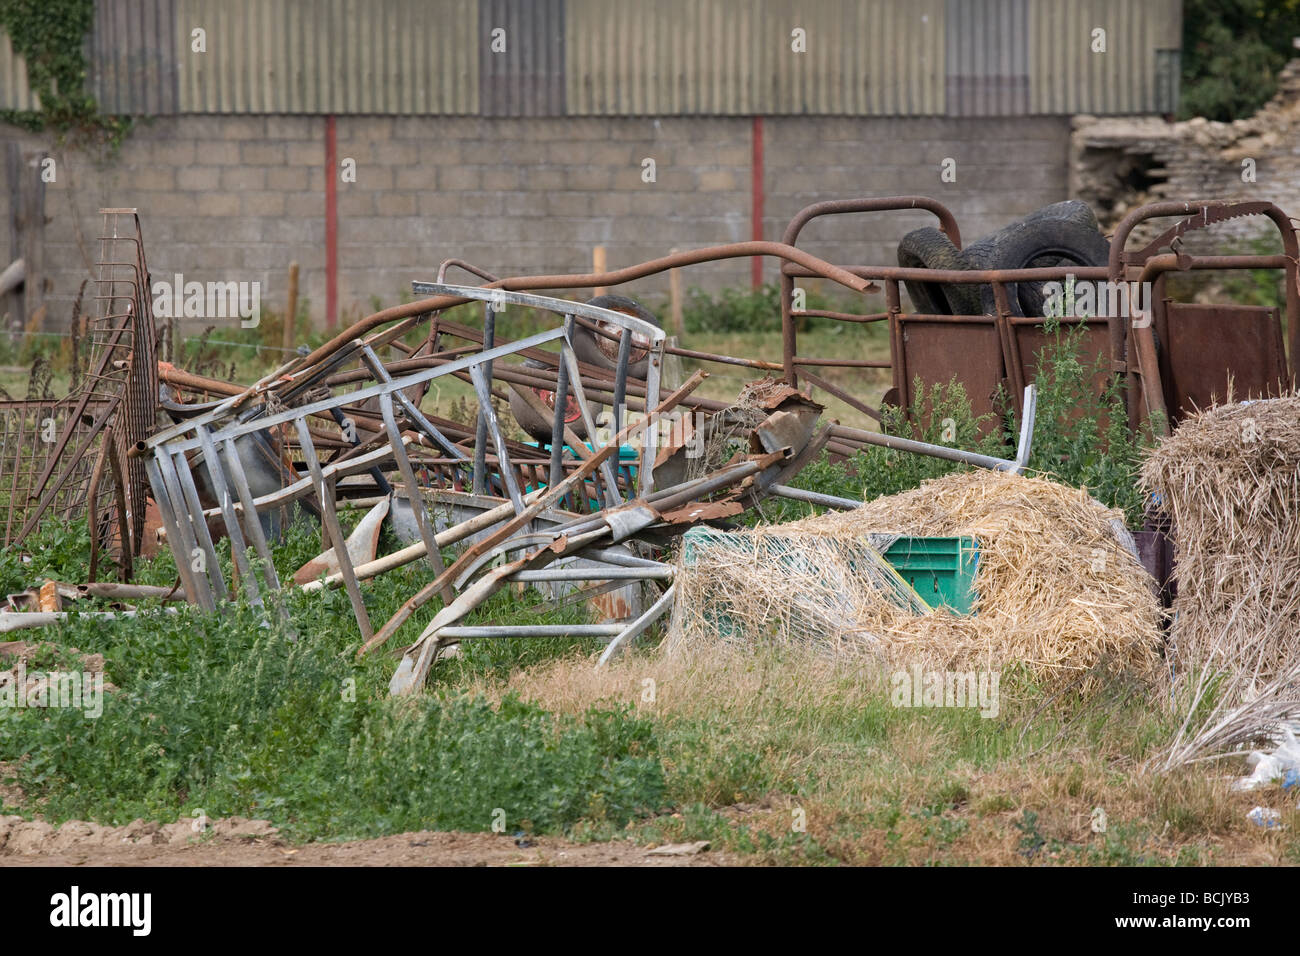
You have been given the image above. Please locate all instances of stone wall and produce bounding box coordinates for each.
[1071,58,1300,249]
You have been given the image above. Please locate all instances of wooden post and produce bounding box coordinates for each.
[283,261,300,353]
[21,151,45,334]
[593,245,607,297]
[668,246,683,336]
[4,144,21,330]
[5,145,47,334]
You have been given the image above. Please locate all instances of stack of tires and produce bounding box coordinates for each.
[896,200,1110,317]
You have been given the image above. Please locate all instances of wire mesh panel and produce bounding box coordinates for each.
[3,210,159,578]
[0,399,107,543]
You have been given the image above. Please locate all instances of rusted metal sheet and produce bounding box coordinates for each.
[478,0,565,116]
[1111,200,1300,434]
[1158,303,1293,425]
[893,315,1008,426]
[92,0,180,115]
[1007,314,1117,433]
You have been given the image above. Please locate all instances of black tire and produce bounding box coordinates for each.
[963,201,1104,314]
[975,219,1111,317]
[1021,199,1100,232]
[971,202,1101,262]
[572,294,659,378]
[896,227,982,315]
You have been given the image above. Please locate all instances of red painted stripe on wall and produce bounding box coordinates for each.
[325,114,338,329]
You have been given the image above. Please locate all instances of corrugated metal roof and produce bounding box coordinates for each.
[0,29,40,112]
[0,0,1183,117]
[1029,0,1182,114]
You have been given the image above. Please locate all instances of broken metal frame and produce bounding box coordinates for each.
[248,238,1050,683]
[119,196,1300,692]
[140,290,668,638]
[766,381,1039,515]
[387,444,782,694]
[411,281,666,501]
[373,373,1032,687]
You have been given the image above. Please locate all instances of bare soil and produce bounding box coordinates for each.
[0,815,726,866]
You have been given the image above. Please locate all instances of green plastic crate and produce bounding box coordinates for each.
[680,526,933,616]
[881,536,980,614]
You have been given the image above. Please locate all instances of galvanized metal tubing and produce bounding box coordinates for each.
[140,288,667,642]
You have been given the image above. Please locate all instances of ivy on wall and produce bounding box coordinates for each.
[0,0,131,149]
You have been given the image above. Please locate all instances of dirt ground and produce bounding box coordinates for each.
[0,814,725,866]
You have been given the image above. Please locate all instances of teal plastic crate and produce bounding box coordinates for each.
[520,442,640,503]
[680,527,933,623]
[881,536,980,614]
[678,530,980,634]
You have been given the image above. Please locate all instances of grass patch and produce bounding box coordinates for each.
[467,644,1300,865]
[0,287,1283,863]
[0,520,665,842]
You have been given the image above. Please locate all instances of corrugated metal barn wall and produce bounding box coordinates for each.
[168,0,478,113]
[479,0,565,115]
[93,0,178,115]
[0,30,40,112]
[565,0,947,115]
[0,0,1183,116]
[1029,0,1183,114]
[946,0,1031,116]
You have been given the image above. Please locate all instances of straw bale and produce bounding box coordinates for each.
[1140,394,1300,691]
[669,470,1163,692]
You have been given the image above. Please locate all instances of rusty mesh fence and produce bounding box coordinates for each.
[2,210,158,578]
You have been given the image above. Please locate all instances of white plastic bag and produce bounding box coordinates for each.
[1232,726,1300,791]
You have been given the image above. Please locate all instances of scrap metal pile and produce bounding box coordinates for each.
[140,274,1036,696]
[3,196,1295,696]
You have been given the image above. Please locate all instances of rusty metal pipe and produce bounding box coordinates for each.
[792,357,890,368]
[783,264,1112,283]
[792,309,890,323]
[281,241,871,380]
[781,197,963,251]
[779,197,963,386]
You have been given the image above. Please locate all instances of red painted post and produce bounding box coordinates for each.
[325,114,338,329]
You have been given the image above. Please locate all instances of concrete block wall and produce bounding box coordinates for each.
[1,113,1071,337]
[762,117,1069,283]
